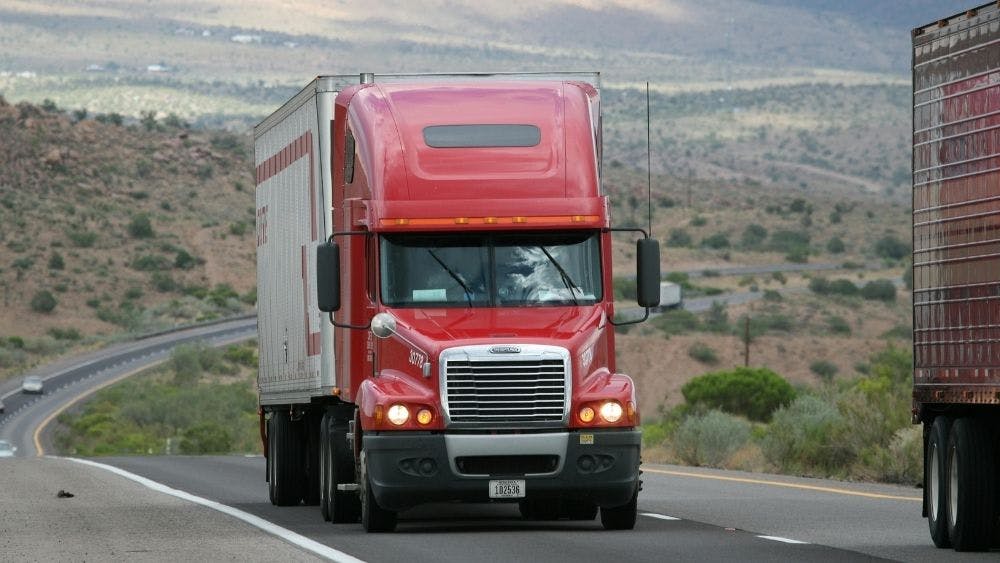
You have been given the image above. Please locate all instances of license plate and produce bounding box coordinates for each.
[489,479,525,499]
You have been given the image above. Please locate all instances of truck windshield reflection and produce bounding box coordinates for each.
[380,231,602,307]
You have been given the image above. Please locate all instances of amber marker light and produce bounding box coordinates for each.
[374,404,385,424]
[416,408,433,425]
[627,401,636,423]
[579,406,595,423]
[599,401,623,423]
[387,404,410,426]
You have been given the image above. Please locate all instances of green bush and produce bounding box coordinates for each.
[762,395,851,474]
[30,290,58,313]
[688,342,719,365]
[873,235,909,260]
[704,301,729,333]
[641,423,668,448]
[861,280,896,302]
[681,366,795,422]
[174,249,199,270]
[740,224,768,250]
[827,316,851,335]
[132,254,169,271]
[128,213,155,239]
[654,308,700,336]
[762,289,783,302]
[826,237,845,254]
[690,215,707,227]
[229,222,248,236]
[48,327,82,340]
[701,233,730,249]
[809,277,858,296]
[223,344,257,368]
[613,277,637,300]
[48,252,65,270]
[810,360,838,381]
[769,229,810,255]
[179,422,232,454]
[66,228,98,248]
[667,228,692,247]
[865,426,923,485]
[151,272,177,292]
[673,410,750,467]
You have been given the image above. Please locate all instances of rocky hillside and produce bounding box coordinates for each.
[0,97,255,377]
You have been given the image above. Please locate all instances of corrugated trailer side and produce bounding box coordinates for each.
[912,3,1000,551]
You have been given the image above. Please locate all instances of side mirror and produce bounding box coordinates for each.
[636,238,661,308]
[317,242,341,312]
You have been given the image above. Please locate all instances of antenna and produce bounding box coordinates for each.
[646,81,652,238]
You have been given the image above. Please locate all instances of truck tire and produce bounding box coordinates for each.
[268,411,304,506]
[360,450,397,532]
[600,486,638,530]
[926,416,951,548]
[946,417,996,551]
[319,415,331,521]
[329,421,361,523]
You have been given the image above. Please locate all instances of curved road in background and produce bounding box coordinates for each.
[1,315,995,561]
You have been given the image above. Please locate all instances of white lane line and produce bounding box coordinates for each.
[641,512,681,521]
[60,457,365,563]
[757,535,808,545]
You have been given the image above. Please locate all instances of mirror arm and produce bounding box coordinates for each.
[328,311,371,330]
[608,307,650,327]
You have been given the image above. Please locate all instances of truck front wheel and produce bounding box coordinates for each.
[946,417,996,551]
[360,450,397,532]
[600,485,638,530]
[926,416,950,548]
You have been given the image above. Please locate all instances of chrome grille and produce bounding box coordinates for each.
[441,346,569,425]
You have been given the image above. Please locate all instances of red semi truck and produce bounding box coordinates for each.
[913,4,1000,551]
[254,72,659,532]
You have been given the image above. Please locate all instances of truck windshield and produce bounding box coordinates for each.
[380,232,602,307]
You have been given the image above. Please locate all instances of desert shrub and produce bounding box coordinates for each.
[771,271,786,285]
[66,228,98,248]
[762,395,851,474]
[673,410,750,467]
[701,232,730,249]
[667,228,692,247]
[208,284,239,307]
[861,280,896,302]
[170,342,227,384]
[30,290,58,313]
[229,222,248,236]
[873,235,909,260]
[768,229,810,255]
[654,308,700,336]
[810,360,838,381]
[827,315,851,335]
[740,224,768,250]
[826,237,845,254]
[132,254,169,271]
[688,342,719,365]
[704,301,729,333]
[690,215,707,227]
[613,277,636,300]
[681,366,795,422]
[641,423,668,448]
[241,287,257,306]
[223,344,257,368]
[47,327,82,340]
[809,277,858,296]
[128,213,154,239]
[151,272,177,293]
[174,249,198,270]
[125,286,143,300]
[762,289,783,302]
[863,426,923,485]
[48,252,65,270]
[179,422,232,454]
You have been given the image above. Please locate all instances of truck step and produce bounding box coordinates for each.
[337,483,359,492]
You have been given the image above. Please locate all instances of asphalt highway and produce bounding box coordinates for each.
[2,316,998,561]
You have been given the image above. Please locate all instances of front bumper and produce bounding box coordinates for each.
[363,429,640,512]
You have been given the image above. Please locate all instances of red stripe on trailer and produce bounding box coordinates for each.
[255,132,318,241]
[301,245,320,357]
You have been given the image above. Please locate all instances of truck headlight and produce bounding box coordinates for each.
[599,401,623,423]
[387,404,410,426]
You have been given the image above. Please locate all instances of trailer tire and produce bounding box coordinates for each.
[268,411,304,506]
[600,485,638,530]
[946,417,996,551]
[360,450,397,532]
[926,416,951,548]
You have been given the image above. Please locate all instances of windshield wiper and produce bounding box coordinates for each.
[427,249,473,306]
[539,246,579,306]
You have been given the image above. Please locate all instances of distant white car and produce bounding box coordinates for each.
[21,376,44,394]
[0,440,16,458]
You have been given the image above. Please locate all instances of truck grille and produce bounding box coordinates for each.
[442,348,569,425]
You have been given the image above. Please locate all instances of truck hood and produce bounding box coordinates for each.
[388,305,606,345]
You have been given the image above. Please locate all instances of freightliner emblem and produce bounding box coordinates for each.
[489,345,521,354]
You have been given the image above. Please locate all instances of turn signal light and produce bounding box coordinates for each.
[579,406,595,423]
[387,404,410,426]
[416,408,433,425]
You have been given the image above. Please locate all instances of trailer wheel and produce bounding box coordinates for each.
[319,415,331,521]
[926,416,951,548]
[600,485,638,530]
[268,411,304,506]
[946,417,996,551]
[360,450,397,532]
